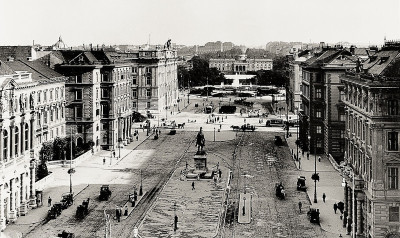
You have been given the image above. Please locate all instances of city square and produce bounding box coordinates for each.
[1,1,400,237]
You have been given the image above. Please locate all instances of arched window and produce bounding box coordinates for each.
[25,123,29,151]
[3,130,8,161]
[15,127,19,157]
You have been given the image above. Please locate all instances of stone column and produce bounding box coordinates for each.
[9,178,16,221]
[19,173,27,216]
[348,187,352,218]
[29,160,36,208]
[0,128,3,163]
[30,118,35,151]
[344,182,348,212]
[10,125,15,159]
[356,197,363,235]
[0,184,5,231]
[20,122,24,154]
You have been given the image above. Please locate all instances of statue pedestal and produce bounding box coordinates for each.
[194,154,207,173]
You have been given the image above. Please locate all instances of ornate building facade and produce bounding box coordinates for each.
[129,46,179,121]
[0,60,66,230]
[54,50,133,151]
[341,42,400,238]
[299,47,356,161]
[209,55,273,74]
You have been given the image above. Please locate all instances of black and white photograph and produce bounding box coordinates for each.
[0,0,400,237]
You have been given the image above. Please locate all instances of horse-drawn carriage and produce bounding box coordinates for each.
[47,202,62,220]
[307,208,320,224]
[60,192,74,209]
[99,185,112,201]
[76,198,90,219]
[275,183,285,199]
[297,176,307,191]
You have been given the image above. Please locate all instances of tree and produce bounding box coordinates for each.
[53,137,67,161]
[37,142,53,180]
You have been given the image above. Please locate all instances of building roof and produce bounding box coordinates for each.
[0,46,32,61]
[4,60,63,82]
[361,50,400,76]
[0,60,16,75]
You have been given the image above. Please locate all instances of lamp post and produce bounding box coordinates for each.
[296,108,300,168]
[309,135,317,203]
[68,127,75,194]
[118,112,122,159]
[139,169,143,196]
[214,127,216,142]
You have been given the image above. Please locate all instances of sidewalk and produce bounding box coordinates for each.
[286,132,348,237]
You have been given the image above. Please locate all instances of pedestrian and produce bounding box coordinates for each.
[334,203,338,214]
[113,151,116,158]
[103,157,106,165]
[298,201,302,213]
[318,156,321,162]
[48,196,52,207]
[124,206,128,216]
[192,181,195,190]
[307,152,309,160]
[220,124,222,130]
[136,135,138,141]
[322,193,326,203]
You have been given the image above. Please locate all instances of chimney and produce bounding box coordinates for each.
[350,45,356,55]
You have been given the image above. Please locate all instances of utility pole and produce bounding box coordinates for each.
[70,127,73,194]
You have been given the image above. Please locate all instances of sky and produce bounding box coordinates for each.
[1,0,399,47]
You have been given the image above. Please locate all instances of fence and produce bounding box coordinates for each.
[47,150,93,168]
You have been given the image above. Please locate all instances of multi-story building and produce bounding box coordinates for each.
[54,50,133,151]
[128,46,179,120]
[341,41,400,238]
[196,41,235,54]
[287,50,311,113]
[299,47,356,161]
[209,55,273,74]
[0,59,66,230]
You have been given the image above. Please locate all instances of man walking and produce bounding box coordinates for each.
[192,181,195,190]
[322,193,326,203]
[298,201,302,213]
[334,203,338,214]
[48,196,52,207]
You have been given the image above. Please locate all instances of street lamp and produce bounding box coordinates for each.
[309,135,318,203]
[68,127,76,194]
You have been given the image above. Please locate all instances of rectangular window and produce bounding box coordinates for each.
[146,102,151,109]
[133,90,137,98]
[388,131,399,151]
[146,89,151,98]
[316,126,322,134]
[77,125,83,133]
[340,130,345,138]
[133,102,137,108]
[44,91,47,101]
[388,167,399,189]
[389,207,400,222]
[316,108,322,118]
[75,106,83,119]
[76,75,82,83]
[76,89,83,100]
[316,138,323,148]
[146,76,151,85]
[388,100,399,115]
[44,111,48,124]
[315,88,322,99]
[102,89,110,98]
